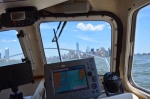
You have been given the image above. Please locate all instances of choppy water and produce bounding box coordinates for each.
[0,55,150,90]
[132,55,150,90]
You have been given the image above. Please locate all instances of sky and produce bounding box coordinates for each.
[0,5,150,59]
[40,21,111,57]
[134,5,150,54]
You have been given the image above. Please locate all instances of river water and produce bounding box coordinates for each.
[0,55,149,90]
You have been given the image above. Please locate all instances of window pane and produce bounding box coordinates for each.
[132,5,150,90]
[40,21,111,75]
[0,30,24,66]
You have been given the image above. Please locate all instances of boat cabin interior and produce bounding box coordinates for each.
[0,0,150,99]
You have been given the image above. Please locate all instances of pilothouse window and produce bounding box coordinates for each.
[0,30,24,66]
[40,21,111,75]
[132,5,150,91]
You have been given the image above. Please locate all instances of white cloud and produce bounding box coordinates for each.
[1,39,17,43]
[77,23,105,31]
[15,31,18,34]
[108,26,111,29]
[77,35,98,42]
[0,49,2,52]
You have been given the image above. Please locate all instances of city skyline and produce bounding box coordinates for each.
[0,48,9,59]
[46,42,111,59]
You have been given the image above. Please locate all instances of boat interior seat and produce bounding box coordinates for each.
[99,93,139,99]
[31,78,45,99]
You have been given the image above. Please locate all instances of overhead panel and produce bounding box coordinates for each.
[0,0,68,14]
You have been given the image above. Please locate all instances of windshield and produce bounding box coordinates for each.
[40,21,111,75]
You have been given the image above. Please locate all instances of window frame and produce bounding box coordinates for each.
[40,21,112,75]
[37,11,123,75]
[128,4,150,94]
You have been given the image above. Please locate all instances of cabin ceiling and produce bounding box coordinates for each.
[0,0,68,14]
[43,0,136,15]
[0,0,137,14]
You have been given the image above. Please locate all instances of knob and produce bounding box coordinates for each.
[88,71,93,76]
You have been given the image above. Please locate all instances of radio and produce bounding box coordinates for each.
[0,6,39,27]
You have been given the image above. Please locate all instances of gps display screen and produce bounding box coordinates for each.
[53,65,88,94]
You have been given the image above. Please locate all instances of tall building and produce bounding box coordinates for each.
[76,42,79,51]
[86,46,90,53]
[0,53,1,59]
[5,48,9,59]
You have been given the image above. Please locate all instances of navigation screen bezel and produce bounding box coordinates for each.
[52,65,89,94]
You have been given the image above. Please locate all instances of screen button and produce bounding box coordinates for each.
[92,76,97,82]
[91,83,97,89]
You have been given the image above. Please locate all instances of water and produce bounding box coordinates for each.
[132,55,150,90]
[0,55,150,90]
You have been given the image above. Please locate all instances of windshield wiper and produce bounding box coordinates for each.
[52,21,62,42]
[51,21,67,62]
[52,21,67,42]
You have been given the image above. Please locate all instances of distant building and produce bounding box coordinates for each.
[105,51,109,56]
[5,48,9,59]
[91,48,95,54]
[86,46,90,53]
[100,47,106,56]
[76,42,79,51]
[108,47,111,56]
[0,53,1,59]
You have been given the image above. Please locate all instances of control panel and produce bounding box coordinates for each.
[44,58,102,99]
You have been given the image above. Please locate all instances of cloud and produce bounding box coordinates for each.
[77,35,98,42]
[77,23,105,31]
[108,26,111,29]
[0,49,2,52]
[15,31,18,34]
[1,39,17,43]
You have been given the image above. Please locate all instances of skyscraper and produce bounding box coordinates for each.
[5,48,9,59]
[86,46,90,53]
[76,42,79,51]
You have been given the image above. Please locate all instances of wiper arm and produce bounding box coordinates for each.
[52,21,67,42]
[57,21,67,39]
[52,21,62,42]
